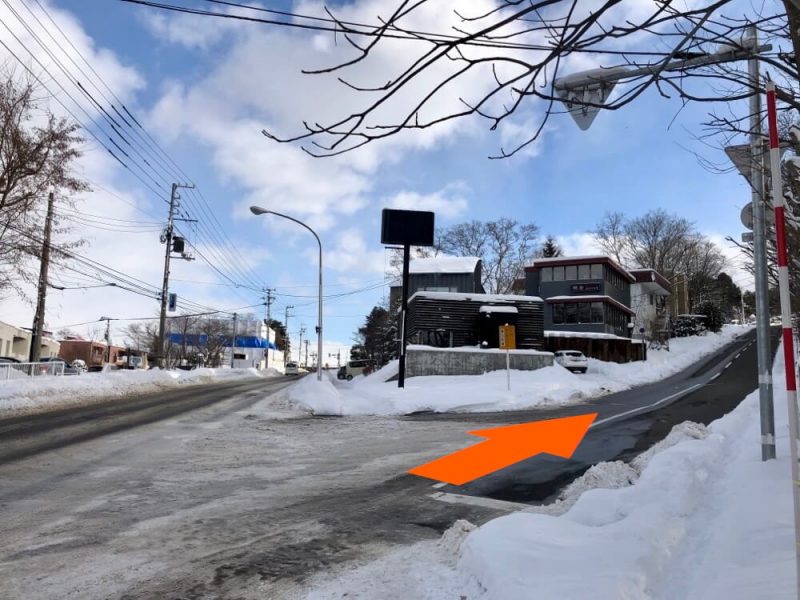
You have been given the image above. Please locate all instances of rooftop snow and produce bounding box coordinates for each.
[408,256,480,274]
[479,305,518,313]
[545,330,632,340]
[410,291,543,303]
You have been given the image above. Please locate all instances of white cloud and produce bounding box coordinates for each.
[555,232,602,257]
[386,186,469,219]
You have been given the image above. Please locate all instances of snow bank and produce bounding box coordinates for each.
[284,325,751,416]
[0,367,279,417]
[455,350,795,599]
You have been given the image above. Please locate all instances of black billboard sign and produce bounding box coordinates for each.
[380,209,435,246]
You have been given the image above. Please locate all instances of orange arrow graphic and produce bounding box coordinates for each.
[408,413,598,485]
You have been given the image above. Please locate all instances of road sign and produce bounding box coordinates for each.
[499,325,516,350]
[742,231,754,243]
[740,201,774,230]
[554,67,628,130]
[167,293,177,312]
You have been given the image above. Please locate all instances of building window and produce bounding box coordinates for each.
[565,303,577,324]
[649,294,654,305]
[421,286,456,292]
[552,304,565,324]
[541,267,552,282]
[578,264,591,280]
[552,266,565,281]
[591,302,604,324]
[577,302,590,323]
[591,264,603,279]
[565,265,577,280]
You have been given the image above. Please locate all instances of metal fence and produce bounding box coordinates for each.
[0,361,65,380]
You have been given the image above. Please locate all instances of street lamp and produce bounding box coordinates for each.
[250,206,323,381]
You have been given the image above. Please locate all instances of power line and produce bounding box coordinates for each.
[121,0,689,57]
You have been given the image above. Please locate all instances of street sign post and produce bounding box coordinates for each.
[381,208,435,389]
[499,324,516,391]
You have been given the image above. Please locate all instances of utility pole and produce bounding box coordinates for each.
[284,305,294,366]
[263,288,274,369]
[230,312,238,368]
[100,317,113,363]
[298,325,306,364]
[29,192,55,363]
[304,339,309,368]
[748,27,776,460]
[156,182,195,368]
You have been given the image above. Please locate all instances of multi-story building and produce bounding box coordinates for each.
[629,268,672,339]
[524,256,636,337]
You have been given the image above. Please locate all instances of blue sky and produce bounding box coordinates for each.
[0,0,757,360]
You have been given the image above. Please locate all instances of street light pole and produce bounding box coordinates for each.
[553,29,776,459]
[250,206,323,381]
[747,27,776,460]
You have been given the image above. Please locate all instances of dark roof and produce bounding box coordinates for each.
[628,268,671,291]
[525,255,635,282]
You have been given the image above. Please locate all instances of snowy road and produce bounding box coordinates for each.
[0,375,504,599]
[0,329,771,599]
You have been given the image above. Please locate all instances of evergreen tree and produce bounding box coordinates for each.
[540,235,562,258]
[696,301,724,333]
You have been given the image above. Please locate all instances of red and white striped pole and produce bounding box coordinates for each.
[766,79,800,595]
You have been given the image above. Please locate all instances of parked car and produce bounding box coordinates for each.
[0,356,20,363]
[337,366,347,380]
[70,359,88,372]
[554,350,588,374]
[39,357,82,375]
[285,361,299,375]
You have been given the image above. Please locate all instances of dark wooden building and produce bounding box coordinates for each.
[407,291,545,350]
[389,256,484,308]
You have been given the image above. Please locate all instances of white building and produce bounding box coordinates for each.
[629,269,672,340]
[0,321,60,361]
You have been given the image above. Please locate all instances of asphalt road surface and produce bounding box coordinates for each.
[0,329,772,599]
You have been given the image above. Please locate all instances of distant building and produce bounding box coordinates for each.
[58,339,124,367]
[628,269,672,339]
[0,321,59,361]
[389,256,484,307]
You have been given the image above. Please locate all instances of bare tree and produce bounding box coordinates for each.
[593,209,726,303]
[258,1,800,157]
[439,217,538,293]
[593,212,628,264]
[0,66,88,296]
[123,322,159,353]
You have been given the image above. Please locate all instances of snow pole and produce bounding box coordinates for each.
[766,79,800,598]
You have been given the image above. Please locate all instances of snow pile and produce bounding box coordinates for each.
[455,362,795,599]
[0,367,278,416]
[284,325,750,416]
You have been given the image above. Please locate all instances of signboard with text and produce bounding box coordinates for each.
[499,325,516,350]
[570,282,601,293]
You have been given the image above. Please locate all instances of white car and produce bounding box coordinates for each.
[285,362,299,375]
[554,350,588,374]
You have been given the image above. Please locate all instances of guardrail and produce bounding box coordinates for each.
[0,361,65,380]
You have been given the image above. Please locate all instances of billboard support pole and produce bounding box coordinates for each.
[398,243,410,388]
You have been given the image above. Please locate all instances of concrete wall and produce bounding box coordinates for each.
[406,346,553,377]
